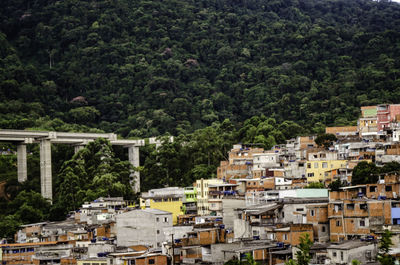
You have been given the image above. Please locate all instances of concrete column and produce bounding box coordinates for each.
[128,146,140,193]
[17,144,27,183]
[74,145,84,154]
[40,140,52,202]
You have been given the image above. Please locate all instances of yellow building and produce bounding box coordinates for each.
[139,187,184,225]
[196,178,223,216]
[306,160,347,183]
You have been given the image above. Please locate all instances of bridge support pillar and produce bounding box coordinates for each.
[17,144,27,183]
[40,139,52,202]
[74,145,84,154]
[128,146,140,193]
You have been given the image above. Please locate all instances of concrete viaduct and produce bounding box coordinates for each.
[0,130,169,201]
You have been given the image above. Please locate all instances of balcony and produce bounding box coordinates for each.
[249,218,277,226]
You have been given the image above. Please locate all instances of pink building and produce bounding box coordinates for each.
[377,104,400,131]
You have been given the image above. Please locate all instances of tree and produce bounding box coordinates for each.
[285,233,313,265]
[305,182,325,189]
[378,230,395,265]
[54,138,134,213]
[328,179,345,191]
[352,161,379,185]
[315,134,337,149]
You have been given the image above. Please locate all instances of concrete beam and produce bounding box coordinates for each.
[17,144,27,183]
[40,140,52,202]
[128,146,140,193]
[114,139,145,147]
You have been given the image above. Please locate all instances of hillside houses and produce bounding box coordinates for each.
[5,105,400,264]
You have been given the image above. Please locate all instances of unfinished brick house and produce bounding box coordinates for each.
[217,144,264,180]
[329,186,393,241]
[306,203,329,242]
[275,224,314,245]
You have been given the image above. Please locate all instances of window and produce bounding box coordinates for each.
[284,234,288,240]
[333,252,337,257]
[322,162,328,168]
[307,173,314,178]
[157,230,160,234]
[156,217,159,222]
[360,219,366,227]
[341,251,344,261]
[347,204,355,210]
[314,162,319,168]
[164,217,169,222]
[307,163,311,169]
[336,220,341,226]
[296,208,304,212]
[157,242,161,247]
[253,230,259,236]
[310,210,315,216]
[334,204,343,212]
[360,204,368,210]
[83,263,90,265]
[149,259,155,264]
[386,186,392,192]
[370,186,377,192]
[322,226,326,232]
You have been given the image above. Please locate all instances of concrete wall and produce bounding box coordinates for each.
[283,204,308,224]
[116,210,172,247]
[210,242,242,264]
[163,226,193,241]
[87,243,115,258]
[233,219,251,239]
[327,244,376,265]
[222,198,246,229]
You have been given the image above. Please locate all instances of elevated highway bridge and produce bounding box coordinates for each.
[0,130,170,201]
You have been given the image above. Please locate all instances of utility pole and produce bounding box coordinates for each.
[171,233,174,264]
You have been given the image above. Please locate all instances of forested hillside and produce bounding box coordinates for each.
[1,0,400,136]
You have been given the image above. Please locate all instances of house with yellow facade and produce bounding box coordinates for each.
[358,105,378,136]
[196,178,223,215]
[139,187,184,225]
[306,150,347,183]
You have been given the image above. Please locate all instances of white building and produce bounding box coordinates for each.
[116,208,172,247]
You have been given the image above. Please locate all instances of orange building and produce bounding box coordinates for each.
[123,253,168,265]
[298,136,317,150]
[0,241,60,265]
[181,227,231,246]
[217,145,264,180]
[306,204,329,242]
[325,126,358,136]
[275,224,314,246]
[328,185,394,241]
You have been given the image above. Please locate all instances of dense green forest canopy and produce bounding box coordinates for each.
[1,0,400,136]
